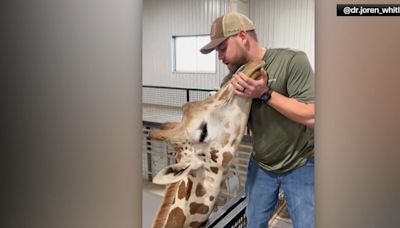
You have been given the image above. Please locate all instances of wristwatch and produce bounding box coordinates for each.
[259,88,273,103]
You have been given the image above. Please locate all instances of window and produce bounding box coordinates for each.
[173,35,216,73]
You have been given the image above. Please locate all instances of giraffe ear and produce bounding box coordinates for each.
[152,162,192,185]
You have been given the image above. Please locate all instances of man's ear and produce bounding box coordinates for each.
[237,30,248,44]
[152,163,192,185]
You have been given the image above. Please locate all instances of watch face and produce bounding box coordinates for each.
[261,92,271,102]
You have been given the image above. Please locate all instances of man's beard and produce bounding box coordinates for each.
[228,57,248,74]
[228,45,248,74]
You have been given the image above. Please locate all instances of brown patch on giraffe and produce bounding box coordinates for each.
[190,221,206,228]
[164,207,186,228]
[177,181,186,200]
[210,167,219,174]
[209,148,218,163]
[152,182,179,228]
[220,132,230,147]
[185,179,193,201]
[195,183,206,197]
[190,202,210,215]
[209,196,215,201]
[222,152,233,168]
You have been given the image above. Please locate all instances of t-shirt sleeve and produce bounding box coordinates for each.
[286,51,315,103]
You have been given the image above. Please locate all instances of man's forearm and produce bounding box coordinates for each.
[266,90,315,128]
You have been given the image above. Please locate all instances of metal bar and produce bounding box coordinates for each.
[143,85,216,92]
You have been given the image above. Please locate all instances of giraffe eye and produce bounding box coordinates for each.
[199,122,208,143]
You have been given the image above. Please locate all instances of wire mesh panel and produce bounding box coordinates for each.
[143,86,216,124]
[142,86,187,107]
[189,89,216,102]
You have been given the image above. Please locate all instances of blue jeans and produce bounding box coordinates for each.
[245,156,314,228]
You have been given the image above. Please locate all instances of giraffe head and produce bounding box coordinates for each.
[149,60,265,185]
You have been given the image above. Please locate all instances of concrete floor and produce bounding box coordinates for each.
[142,181,164,228]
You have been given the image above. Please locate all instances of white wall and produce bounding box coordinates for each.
[143,0,315,89]
[250,0,315,69]
[143,0,231,89]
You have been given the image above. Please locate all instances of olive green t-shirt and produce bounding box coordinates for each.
[221,48,315,173]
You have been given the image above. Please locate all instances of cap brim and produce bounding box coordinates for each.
[200,37,227,54]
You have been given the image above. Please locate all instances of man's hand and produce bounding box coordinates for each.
[231,68,269,98]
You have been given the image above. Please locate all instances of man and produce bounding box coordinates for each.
[200,12,315,228]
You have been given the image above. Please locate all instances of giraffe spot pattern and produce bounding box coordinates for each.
[209,196,215,201]
[177,181,186,200]
[222,152,233,168]
[209,149,218,163]
[185,179,193,201]
[210,167,219,174]
[190,221,206,228]
[165,207,186,228]
[189,202,210,215]
[195,183,206,197]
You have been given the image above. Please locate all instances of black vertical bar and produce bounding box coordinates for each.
[145,126,153,181]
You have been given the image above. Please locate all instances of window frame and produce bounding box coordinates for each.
[172,34,217,74]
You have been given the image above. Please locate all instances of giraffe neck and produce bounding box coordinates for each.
[152,182,181,228]
[152,164,230,228]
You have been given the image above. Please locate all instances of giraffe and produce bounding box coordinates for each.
[148,60,266,228]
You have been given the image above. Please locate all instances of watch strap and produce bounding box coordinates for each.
[259,88,272,103]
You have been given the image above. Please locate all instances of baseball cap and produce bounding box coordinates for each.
[200,12,255,54]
